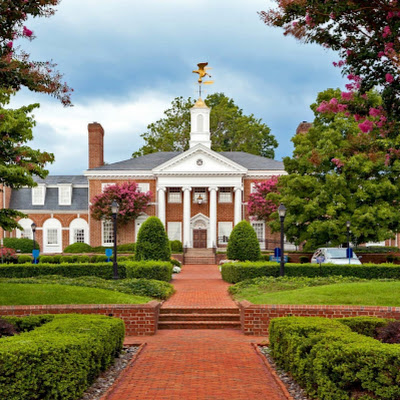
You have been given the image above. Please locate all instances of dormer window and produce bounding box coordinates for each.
[32,185,46,205]
[58,185,72,205]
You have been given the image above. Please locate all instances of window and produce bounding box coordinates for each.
[168,188,181,203]
[137,183,150,193]
[58,185,72,205]
[102,220,114,246]
[32,185,45,205]
[250,183,257,194]
[193,188,207,203]
[168,222,182,241]
[74,229,85,243]
[251,222,265,249]
[218,222,232,244]
[47,229,58,245]
[16,218,34,239]
[219,188,232,203]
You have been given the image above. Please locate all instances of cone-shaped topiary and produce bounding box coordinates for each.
[135,216,171,261]
[227,220,261,261]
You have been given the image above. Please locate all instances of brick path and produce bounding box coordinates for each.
[103,265,289,400]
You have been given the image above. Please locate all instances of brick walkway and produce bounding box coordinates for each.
[103,265,289,400]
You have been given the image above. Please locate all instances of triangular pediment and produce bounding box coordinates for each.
[152,144,247,175]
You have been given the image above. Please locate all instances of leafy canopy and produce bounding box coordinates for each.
[90,182,152,226]
[0,90,54,231]
[0,0,72,105]
[132,93,277,158]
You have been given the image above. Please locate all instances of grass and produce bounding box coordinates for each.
[0,283,152,305]
[235,280,400,306]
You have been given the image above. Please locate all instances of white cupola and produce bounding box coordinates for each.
[189,98,211,149]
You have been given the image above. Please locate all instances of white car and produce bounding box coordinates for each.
[311,247,362,265]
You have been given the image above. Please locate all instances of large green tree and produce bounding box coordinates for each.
[132,93,277,158]
[269,88,400,249]
[0,90,54,230]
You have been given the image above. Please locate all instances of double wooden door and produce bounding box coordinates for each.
[193,229,207,248]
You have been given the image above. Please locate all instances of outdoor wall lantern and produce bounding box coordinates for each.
[197,195,204,205]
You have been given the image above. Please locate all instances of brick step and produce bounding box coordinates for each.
[184,257,216,265]
[159,313,241,322]
[158,321,241,330]
[160,308,239,315]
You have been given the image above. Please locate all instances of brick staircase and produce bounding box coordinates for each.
[184,248,216,265]
[158,307,241,330]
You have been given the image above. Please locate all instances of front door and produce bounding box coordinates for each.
[193,229,207,248]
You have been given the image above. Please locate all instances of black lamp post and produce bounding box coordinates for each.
[278,203,287,277]
[346,220,351,264]
[111,200,119,280]
[31,222,37,264]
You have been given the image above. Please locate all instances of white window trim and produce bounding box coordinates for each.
[137,183,150,193]
[32,185,46,205]
[218,222,232,244]
[69,218,89,245]
[168,222,182,242]
[16,218,34,239]
[58,184,72,206]
[251,221,265,250]
[102,219,114,246]
[168,188,182,203]
[219,188,232,203]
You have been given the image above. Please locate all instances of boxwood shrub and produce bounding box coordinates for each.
[169,240,183,253]
[3,238,40,253]
[227,220,261,261]
[269,316,400,400]
[221,261,400,283]
[17,255,32,264]
[63,242,93,253]
[0,314,124,400]
[125,261,173,282]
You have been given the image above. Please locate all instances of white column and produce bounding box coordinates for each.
[209,187,218,248]
[234,186,243,226]
[182,186,192,248]
[157,186,166,226]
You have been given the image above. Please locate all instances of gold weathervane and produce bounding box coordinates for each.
[193,62,214,97]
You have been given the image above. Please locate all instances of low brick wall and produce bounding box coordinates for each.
[0,301,161,336]
[238,300,400,336]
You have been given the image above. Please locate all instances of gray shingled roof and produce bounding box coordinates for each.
[90,151,284,171]
[33,175,88,185]
[10,188,88,211]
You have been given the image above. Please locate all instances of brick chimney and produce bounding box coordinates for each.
[88,122,104,169]
[296,121,312,135]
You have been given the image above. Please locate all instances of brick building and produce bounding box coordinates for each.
[1,97,287,253]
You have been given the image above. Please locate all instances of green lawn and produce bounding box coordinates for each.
[0,283,152,305]
[235,281,400,306]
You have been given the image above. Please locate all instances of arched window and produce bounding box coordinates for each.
[135,214,149,241]
[43,218,62,253]
[16,218,34,239]
[69,218,89,245]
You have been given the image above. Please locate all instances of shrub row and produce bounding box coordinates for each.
[63,242,136,254]
[3,238,40,253]
[0,261,173,282]
[269,316,400,400]
[0,314,124,400]
[221,261,400,283]
[15,254,136,264]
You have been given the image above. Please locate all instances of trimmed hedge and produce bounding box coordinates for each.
[0,261,173,281]
[227,220,261,261]
[3,238,40,253]
[17,255,32,264]
[125,261,173,282]
[269,316,400,400]
[221,261,400,283]
[0,314,124,400]
[170,240,183,253]
[338,316,393,337]
[63,242,93,253]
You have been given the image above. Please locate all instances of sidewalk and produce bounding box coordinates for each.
[103,265,289,400]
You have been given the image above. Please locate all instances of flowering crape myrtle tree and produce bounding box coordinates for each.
[247,176,280,221]
[1,0,72,105]
[90,183,152,226]
[260,1,400,247]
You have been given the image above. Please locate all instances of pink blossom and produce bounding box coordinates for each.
[383,26,392,38]
[6,41,13,49]
[358,119,374,133]
[369,107,381,117]
[331,158,344,168]
[386,73,394,83]
[23,26,33,37]
[378,51,385,58]
[292,21,298,27]
[341,92,353,101]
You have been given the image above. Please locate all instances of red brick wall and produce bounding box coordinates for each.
[239,300,400,336]
[0,301,161,336]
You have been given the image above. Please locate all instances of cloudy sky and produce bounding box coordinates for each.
[11,0,345,175]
